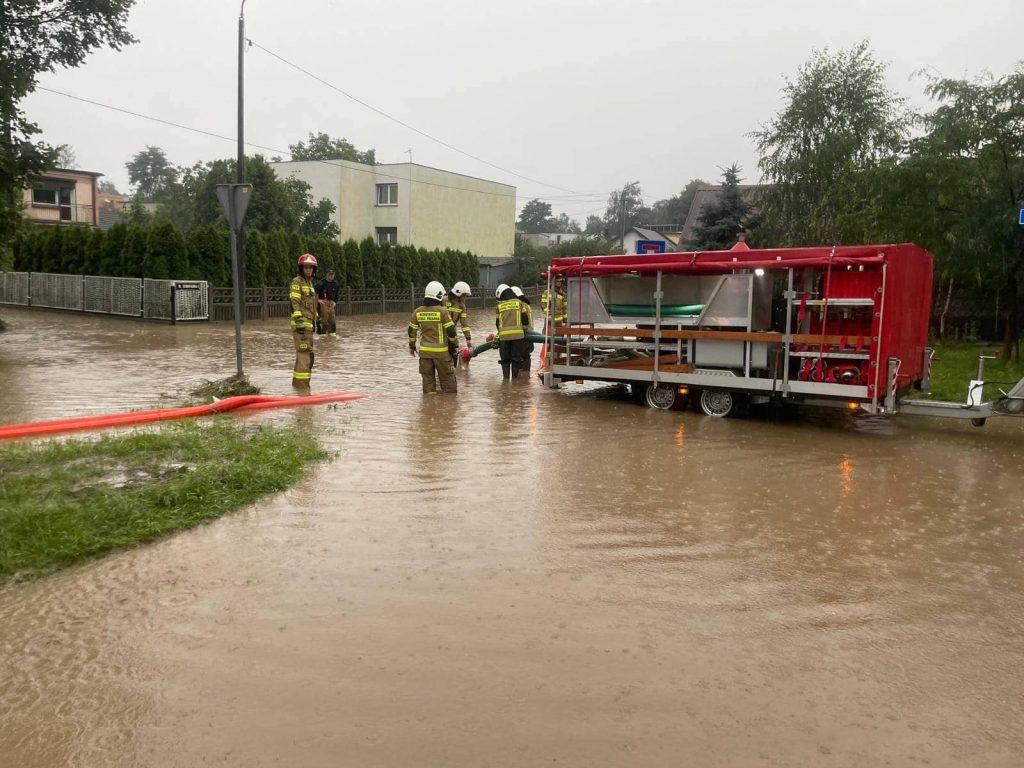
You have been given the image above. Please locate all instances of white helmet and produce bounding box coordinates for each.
[495,283,510,299]
[452,281,472,298]
[511,286,525,298]
[424,280,445,300]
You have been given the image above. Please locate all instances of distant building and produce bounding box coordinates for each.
[518,232,583,249]
[621,226,677,255]
[477,257,517,288]
[271,159,516,260]
[22,168,102,228]
[680,184,762,246]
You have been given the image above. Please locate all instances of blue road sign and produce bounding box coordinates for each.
[636,239,666,254]
[1019,208,1024,225]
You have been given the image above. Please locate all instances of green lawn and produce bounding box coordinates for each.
[0,419,326,584]
[923,342,1024,402]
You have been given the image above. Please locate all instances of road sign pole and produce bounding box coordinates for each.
[216,183,253,378]
[229,227,244,376]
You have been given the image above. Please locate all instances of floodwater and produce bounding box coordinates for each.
[1,306,1023,768]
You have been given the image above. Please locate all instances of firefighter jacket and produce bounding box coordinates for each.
[315,278,340,303]
[409,303,458,360]
[495,297,526,340]
[541,289,567,324]
[290,275,319,330]
[445,296,472,343]
[521,299,533,331]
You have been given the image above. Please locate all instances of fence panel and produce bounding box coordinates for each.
[110,277,143,316]
[84,275,112,313]
[173,281,209,321]
[31,272,84,311]
[0,272,30,305]
[143,278,173,320]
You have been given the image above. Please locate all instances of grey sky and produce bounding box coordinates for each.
[24,0,1022,223]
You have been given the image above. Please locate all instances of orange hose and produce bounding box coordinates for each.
[0,393,366,441]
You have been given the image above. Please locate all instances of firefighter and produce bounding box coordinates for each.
[315,269,340,337]
[445,281,473,349]
[409,281,459,394]
[494,283,526,380]
[512,286,534,374]
[541,277,568,326]
[290,253,320,390]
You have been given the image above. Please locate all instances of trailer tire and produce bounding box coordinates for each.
[970,417,987,428]
[644,383,678,410]
[699,389,737,418]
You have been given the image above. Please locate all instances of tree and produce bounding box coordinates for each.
[691,165,759,250]
[881,67,1024,358]
[551,212,581,234]
[55,144,77,169]
[344,239,364,289]
[284,132,376,165]
[648,179,707,226]
[300,197,340,238]
[126,146,179,202]
[98,179,120,195]
[1,1,135,248]
[604,181,645,245]
[751,41,910,246]
[517,199,554,234]
[583,215,605,237]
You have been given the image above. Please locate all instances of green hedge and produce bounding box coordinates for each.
[10,224,480,289]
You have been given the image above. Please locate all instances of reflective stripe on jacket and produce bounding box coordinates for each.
[290,276,319,329]
[409,305,457,356]
[495,299,525,340]
[541,289,567,323]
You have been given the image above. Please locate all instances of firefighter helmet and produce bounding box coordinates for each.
[511,286,525,297]
[425,280,446,300]
[297,253,318,269]
[495,283,509,299]
[451,281,472,297]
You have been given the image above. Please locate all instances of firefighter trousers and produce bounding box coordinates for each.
[292,328,314,386]
[419,355,457,393]
[319,302,337,334]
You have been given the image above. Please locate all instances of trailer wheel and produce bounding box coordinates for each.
[644,383,678,410]
[970,417,987,428]
[699,389,736,418]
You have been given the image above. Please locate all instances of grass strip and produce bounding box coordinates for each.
[0,419,326,584]
[920,342,1024,402]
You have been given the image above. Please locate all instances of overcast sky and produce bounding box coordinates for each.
[24,0,1022,223]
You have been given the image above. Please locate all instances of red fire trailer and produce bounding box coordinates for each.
[541,243,1023,423]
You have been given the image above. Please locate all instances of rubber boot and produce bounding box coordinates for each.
[500,362,511,380]
[510,361,520,379]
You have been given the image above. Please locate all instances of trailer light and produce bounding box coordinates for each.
[677,386,689,395]
[574,379,584,384]
[847,402,860,411]
[754,268,765,277]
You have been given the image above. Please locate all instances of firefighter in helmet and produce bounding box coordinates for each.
[290,253,320,390]
[494,283,526,379]
[409,281,459,393]
[445,281,473,350]
[541,277,567,326]
[511,286,534,374]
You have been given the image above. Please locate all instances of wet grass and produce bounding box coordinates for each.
[188,374,260,403]
[0,419,326,584]
[921,342,1024,402]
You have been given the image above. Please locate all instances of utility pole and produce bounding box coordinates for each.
[619,189,626,251]
[236,0,247,320]
[406,148,413,245]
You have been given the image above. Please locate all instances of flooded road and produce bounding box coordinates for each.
[1,307,1023,767]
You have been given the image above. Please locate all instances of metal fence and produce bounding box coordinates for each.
[0,272,208,321]
[209,285,541,322]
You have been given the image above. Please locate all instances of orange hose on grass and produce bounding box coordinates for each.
[0,393,366,441]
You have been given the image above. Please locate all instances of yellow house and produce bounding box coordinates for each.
[23,168,102,228]
[271,159,516,258]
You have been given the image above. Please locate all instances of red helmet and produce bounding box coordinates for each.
[297,253,318,268]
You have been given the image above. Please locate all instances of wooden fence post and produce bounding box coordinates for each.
[261,285,268,320]
[346,285,353,316]
[380,284,386,314]
[410,283,415,309]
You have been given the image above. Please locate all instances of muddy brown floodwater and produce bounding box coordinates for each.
[1,307,1023,767]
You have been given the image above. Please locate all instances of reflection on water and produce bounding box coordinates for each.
[1,307,1023,767]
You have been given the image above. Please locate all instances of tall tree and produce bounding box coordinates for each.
[648,179,708,226]
[691,165,759,250]
[882,67,1024,358]
[284,132,376,165]
[517,199,554,234]
[751,41,910,246]
[300,197,340,238]
[126,146,179,202]
[604,181,644,244]
[551,212,581,234]
[0,0,136,247]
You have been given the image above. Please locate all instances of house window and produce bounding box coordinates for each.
[376,227,398,246]
[31,182,75,221]
[376,183,398,206]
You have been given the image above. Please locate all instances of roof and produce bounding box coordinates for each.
[680,184,762,244]
[630,227,669,242]
[477,256,515,267]
[547,243,931,277]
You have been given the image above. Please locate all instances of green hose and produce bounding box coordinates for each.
[604,303,703,317]
[470,331,563,358]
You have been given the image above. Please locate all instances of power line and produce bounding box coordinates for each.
[246,38,599,197]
